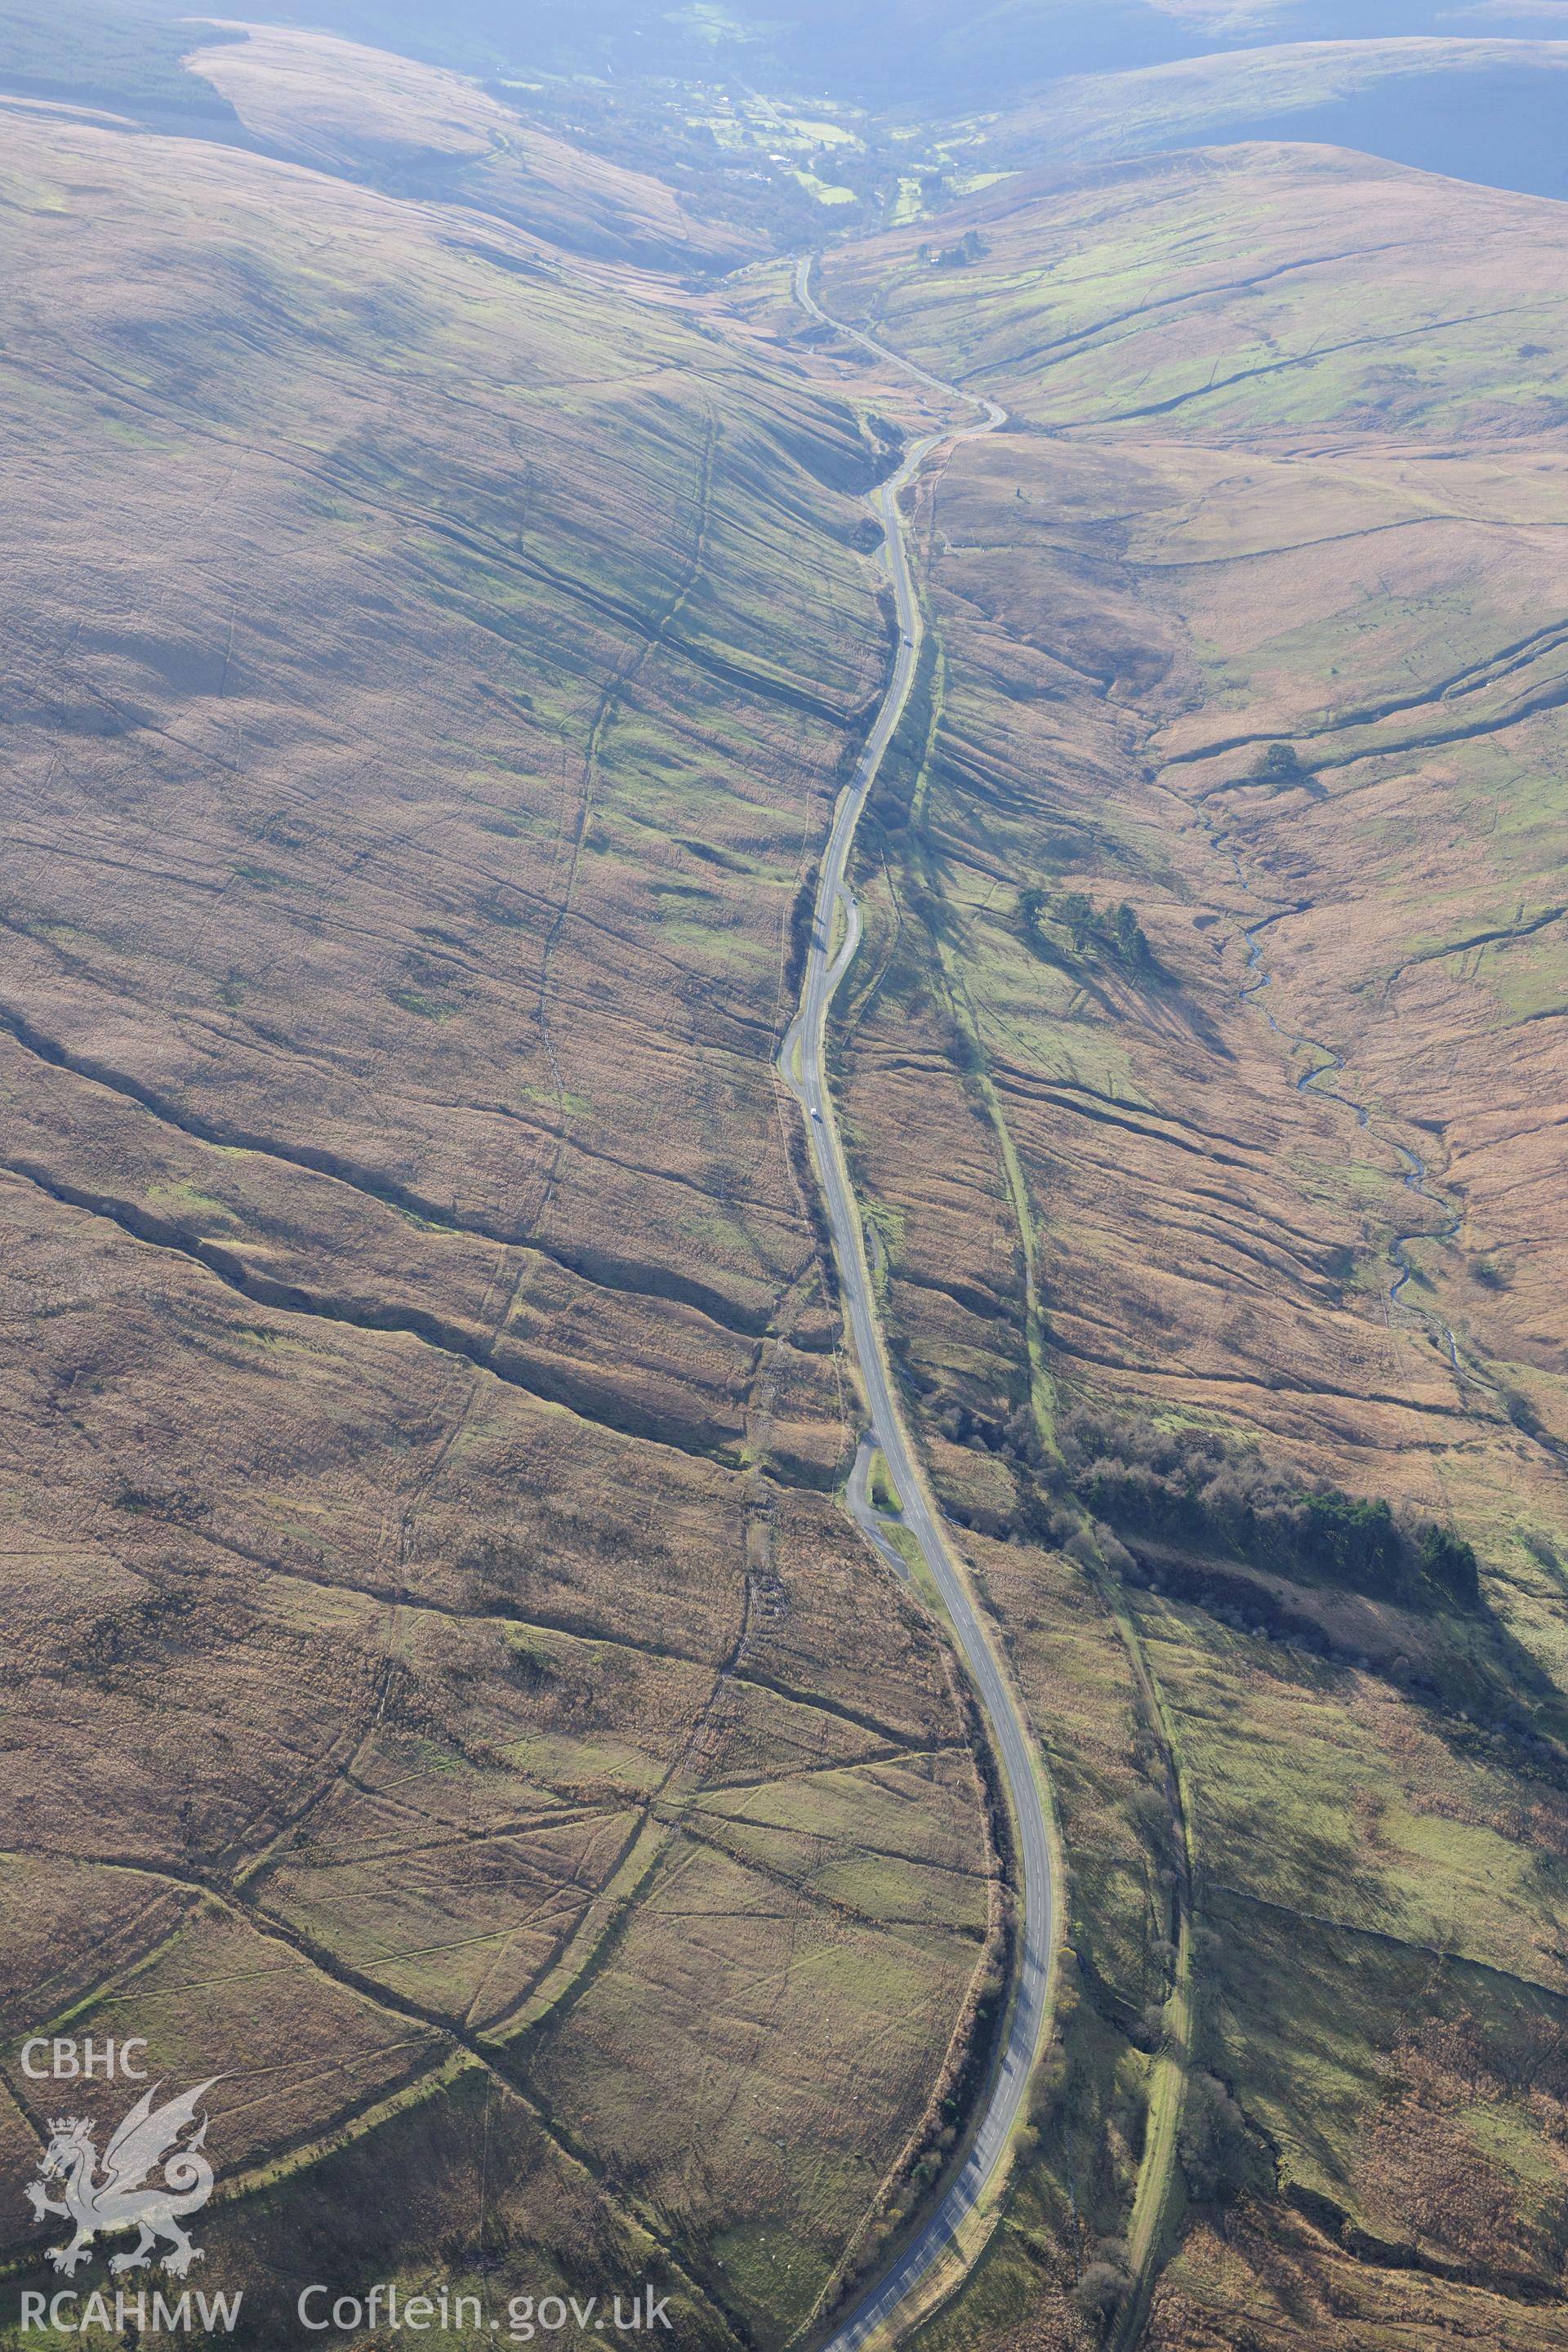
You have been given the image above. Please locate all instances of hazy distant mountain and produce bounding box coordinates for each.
[217,0,1568,99]
[16,0,1568,114]
[977,36,1568,201]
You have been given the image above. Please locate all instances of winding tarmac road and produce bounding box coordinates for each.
[777,258,1058,2352]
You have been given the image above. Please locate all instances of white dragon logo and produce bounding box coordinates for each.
[25,2080,218,2278]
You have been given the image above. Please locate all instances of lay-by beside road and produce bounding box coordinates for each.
[777,257,1059,2352]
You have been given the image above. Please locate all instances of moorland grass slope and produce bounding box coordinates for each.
[813,142,1568,2348]
[0,103,994,2346]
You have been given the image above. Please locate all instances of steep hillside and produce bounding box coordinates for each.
[187,23,757,272]
[171,1,1568,100]
[0,100,996,2344]
[975,38,1568,199]
[811,145,1568,2347]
